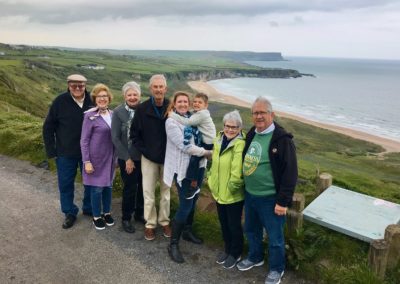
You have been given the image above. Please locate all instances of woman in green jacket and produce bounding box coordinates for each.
[208,110,245,270]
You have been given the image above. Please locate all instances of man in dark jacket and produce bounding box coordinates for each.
[131,74,171,241]
[237,97,298,284]
[43,74,93,229]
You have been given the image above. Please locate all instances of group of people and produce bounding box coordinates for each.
[43,73,297,284]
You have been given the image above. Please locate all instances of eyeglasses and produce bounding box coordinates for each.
[252,111,270,117]
[224,125,239,130]
[69,83,86,90]
[96,95,109,99]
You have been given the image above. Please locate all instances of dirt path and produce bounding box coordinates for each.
[0,155,309,284]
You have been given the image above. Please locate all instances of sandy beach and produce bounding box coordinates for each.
[187,80,400,153]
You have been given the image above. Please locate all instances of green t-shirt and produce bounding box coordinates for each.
[243,132,276,196]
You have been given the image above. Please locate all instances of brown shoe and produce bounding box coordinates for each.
[144,228,155,241]
[163,224,172,238]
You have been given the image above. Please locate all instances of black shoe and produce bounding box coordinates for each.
[122,220,135,233]
[82,211,93,217]
[168,220,185,263]
[185,186,200,200]
[223,255,241,269]
[102,214,114,226]
[93,217,106,230]
[62,214,76,229]
[168,243,184,263]
[216,251,229,264]
[134,215,146,224]
[182,227,203,244]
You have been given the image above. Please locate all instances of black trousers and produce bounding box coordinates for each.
[118,159,144,221]
[216,200,244,259]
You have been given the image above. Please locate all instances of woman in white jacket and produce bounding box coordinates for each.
[163,91,211,263]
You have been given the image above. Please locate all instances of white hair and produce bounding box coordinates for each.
[252,96,273,112]
[223,110,243,128]
[149,74,167,87]
[122,81,141,96]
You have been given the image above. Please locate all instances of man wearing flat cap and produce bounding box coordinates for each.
[43,74,93,229]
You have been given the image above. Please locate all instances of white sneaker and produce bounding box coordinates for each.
[265,270,284,284]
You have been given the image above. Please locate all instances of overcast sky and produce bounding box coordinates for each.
[1,0,400,59]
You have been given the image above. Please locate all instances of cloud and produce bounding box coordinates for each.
[269,21,279,27]
[1,1,400,59]
[0,0,399,24]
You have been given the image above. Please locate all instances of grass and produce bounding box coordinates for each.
[1,44,399,283]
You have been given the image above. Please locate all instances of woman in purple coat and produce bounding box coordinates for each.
[81,83,115,230]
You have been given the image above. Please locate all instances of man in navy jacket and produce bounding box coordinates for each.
[131,74,171,241]
[43,74,93,229]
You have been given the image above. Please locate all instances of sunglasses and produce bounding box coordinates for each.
[69,83,86,90]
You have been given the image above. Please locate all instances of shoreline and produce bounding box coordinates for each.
[187,80,400,153]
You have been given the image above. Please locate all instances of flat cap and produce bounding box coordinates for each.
[67,74,87,82]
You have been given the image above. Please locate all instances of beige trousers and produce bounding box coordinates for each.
[141,156,170,229]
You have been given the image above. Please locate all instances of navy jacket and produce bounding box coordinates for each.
[243,122,298,207]
[43,90,92,159]
[131,98,169,164]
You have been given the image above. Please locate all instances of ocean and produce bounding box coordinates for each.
[208,57,400,142]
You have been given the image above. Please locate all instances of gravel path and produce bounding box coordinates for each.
[0,155,309,284]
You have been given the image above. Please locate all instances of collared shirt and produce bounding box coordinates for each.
[71,94,85,108]
[255,122,275,135]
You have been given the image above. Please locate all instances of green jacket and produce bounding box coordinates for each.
[208,131,245,204]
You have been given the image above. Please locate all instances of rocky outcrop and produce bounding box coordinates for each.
[132,67,313,83]
[163,68,309,81]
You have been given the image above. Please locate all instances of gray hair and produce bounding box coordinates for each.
[252,96,273,112]
[122,81,141,96]
[223,110,243,129]
[149,74,167,87]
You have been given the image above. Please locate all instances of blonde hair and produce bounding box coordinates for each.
[90,83,113,104]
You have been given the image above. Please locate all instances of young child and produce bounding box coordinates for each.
[170,93,216,199]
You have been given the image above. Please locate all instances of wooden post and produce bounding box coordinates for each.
[384,224,400,270]
[368,239,389,279]
[286,210,303,235]
[286,193,305,235]
[291,193,305,212]
[316,173,332,195]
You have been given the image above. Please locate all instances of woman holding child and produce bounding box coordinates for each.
[208,110,246,269]
[163,91,211,263]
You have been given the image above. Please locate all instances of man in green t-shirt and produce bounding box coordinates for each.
[237,97,298,284]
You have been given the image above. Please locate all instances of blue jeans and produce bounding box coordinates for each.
[56,156,91,216]
[174,168,205,223]
[244,192,286,273]
[87,186,112,218]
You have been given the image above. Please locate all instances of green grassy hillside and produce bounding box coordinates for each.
[1,44,399,283]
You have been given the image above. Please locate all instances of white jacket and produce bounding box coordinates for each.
[163,118,207,187]
[169,109,216,144]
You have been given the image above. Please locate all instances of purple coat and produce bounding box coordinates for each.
[80,109,115,187]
